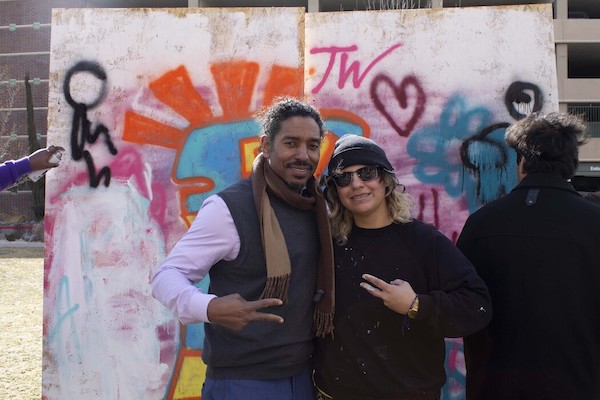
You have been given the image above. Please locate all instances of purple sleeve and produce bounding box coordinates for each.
[0,157,32,191]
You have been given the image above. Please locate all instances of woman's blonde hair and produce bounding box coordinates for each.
[322,169,414,245]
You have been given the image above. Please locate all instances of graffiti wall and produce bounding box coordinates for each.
[305,5,556,399]
[42,5,556,400]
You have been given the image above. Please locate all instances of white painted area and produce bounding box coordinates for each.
[305,4,557,237]
[43,181,173,399]
[45,7,305,399]
[306,5,557,123]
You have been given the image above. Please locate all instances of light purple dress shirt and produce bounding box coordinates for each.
[151,195,241,325]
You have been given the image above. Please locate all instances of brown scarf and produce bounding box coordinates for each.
[251,154,334,337]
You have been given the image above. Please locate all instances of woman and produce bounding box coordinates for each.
[314,134,492,400]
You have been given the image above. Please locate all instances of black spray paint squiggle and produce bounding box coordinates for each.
[504,81,543,120]
[460,81,543,203]
[63,61,118,188]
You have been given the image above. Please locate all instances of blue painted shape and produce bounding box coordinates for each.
[48,276,82,360]
[323,120,364,138]
[464,126,518,205]
[441,339,466,400]
[407,95,517,212]
[178,120,261,212]
[407,95,491,196]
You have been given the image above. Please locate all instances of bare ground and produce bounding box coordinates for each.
[0,245,44,400]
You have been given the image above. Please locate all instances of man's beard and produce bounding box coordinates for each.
[287,182,305,193]
[285,162,313,194]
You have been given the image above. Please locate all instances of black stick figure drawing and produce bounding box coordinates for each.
[63,61,118,188]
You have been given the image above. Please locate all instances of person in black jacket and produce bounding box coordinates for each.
[314,134,492,400]
[457,111,600,400]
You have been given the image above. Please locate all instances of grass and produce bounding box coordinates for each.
[0,245,44,400]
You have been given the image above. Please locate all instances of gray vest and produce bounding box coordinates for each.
[203,178,320,380]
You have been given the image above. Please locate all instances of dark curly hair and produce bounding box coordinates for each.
[255,97,324,142]
[505,112,590,179]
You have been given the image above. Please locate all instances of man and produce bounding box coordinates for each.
[0,145,64,190]
[151,98,334,400]
[457,112,600,400]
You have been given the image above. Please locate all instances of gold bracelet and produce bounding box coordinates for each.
[408,295,419,319]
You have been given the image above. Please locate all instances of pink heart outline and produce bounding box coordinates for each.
[371,74,426,137]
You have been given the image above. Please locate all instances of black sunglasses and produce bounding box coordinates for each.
[332,165,380,187]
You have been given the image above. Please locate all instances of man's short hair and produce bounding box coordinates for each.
[256,97,324,142]
[505,111,590,179]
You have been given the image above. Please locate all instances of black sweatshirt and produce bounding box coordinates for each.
[314,220,491,400]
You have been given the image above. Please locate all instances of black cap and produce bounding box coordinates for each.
[328,134,393,173]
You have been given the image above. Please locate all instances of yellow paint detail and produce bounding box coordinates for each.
[173,356,207,399]
[241,138,261,178]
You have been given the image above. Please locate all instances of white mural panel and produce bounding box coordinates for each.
[305,5,556,399]
[44,7,304,399]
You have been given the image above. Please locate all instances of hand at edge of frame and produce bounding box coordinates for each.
[29,145,65,171]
